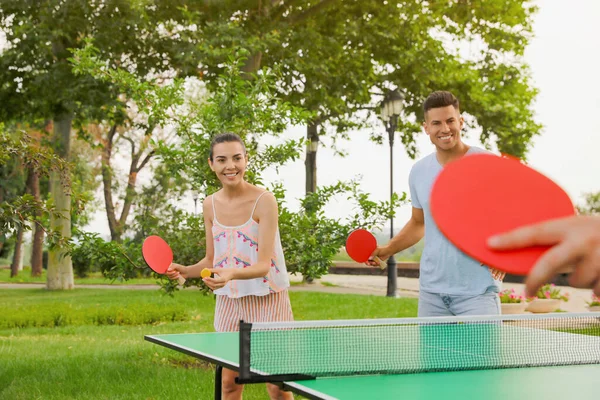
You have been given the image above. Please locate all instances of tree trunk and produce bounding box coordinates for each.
[30,169,44,277]
[10,162,38,277]
[10,226,24,277]
[303,120,320,284]
[47,112,74,290]
[115,157,141,242]
[239,1,266,78]
[31,223,44,277]
[241,52,263,78]
[305,121,319,195]
[101,125,120,241]
[101,125,153,242]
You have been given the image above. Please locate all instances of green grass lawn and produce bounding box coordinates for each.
[0,288,417,399]
[0,267,158,285]
[0,268,334,289]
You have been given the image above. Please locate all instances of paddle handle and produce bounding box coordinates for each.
[374,256,386,270]
[176,275,186,285]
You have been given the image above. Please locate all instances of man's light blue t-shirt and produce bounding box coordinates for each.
[409,146,501,295]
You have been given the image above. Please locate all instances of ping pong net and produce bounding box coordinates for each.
[236,313,600,384]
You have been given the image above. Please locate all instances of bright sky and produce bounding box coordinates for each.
[4,1,592,238]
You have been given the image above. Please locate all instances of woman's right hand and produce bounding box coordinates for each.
[166,263,187,281]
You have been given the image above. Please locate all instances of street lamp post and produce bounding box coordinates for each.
[380,89,405,298]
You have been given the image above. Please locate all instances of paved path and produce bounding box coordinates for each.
[310,274,595,313]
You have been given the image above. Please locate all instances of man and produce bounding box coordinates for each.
[368,91,504,316]
[488,215,600,297]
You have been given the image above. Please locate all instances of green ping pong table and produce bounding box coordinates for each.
[145,314,600,400]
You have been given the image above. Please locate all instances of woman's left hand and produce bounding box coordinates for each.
[203,268,236,291]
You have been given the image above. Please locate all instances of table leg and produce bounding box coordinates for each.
[215,365,223,400]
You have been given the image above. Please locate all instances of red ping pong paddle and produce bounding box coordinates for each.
[430,154,576,276]
[142,235,186,285]
[345,229,386,269]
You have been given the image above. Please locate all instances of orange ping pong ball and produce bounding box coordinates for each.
[201,268,211,278]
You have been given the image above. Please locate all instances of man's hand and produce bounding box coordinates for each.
[364,247,389,267]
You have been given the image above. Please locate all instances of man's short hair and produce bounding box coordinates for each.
[423,91,460,118]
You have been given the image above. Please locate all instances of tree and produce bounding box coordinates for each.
[80,119,159,242]
[150,0,541,194]
[0,130,26,258]
[0,1,182,288]
[72,47,404,286]
[72,45,311,193]
[8,176,37,278]
[28,165,44,277]
[1,122,99,278]
[71,41,208,241]
[3,122,53,277]
[0,123,45,277]
[70,47,309,289]
[0,125,69,262]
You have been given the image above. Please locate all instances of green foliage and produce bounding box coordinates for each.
[498,288,526,304]
[0,126,69,248]
[0,143,26,201]
[533,283,570,302]
[69,138,102,233]
[0,1,175,122]
[71,46,308,277]
[0,126,69,187]
[72,41,310,203]
[578,192,600,215]
[154,1,541,159]
[0,124,97,279]
[157,57,311,195]
[70,38,186,131]
[0,235,16,259]
[275,181,408,280]
[71,44,312,195]
[1,194,47,237]
[587,294,600,307]
[71,203,207,295]
[0,3,191,286]
[1,2,542,292]
[71,45,414,284]
[131,204,209,295]
[70,231,140,280]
